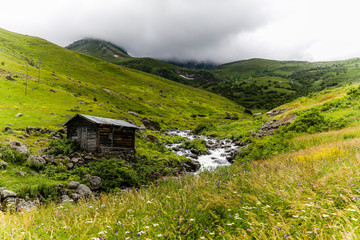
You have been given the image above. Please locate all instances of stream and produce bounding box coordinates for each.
[165,130,239,172]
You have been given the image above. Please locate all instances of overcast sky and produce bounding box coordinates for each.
[1,0,360,63]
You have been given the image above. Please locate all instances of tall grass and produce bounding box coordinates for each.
[3,136,360,239]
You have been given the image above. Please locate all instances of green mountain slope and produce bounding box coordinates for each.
[66,39,360,110]
[0,28,244,130]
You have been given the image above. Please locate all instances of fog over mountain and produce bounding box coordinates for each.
[1,0,360,63]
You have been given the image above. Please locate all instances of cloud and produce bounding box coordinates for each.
[2,0,360,63]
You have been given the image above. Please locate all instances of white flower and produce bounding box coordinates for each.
[226,223,234,226]
[292,215,299,218]
[157,234,163,237]
[153,223,159,227]
[347,208,356,212]
[351,218,358,221]
[147,201,153,204]
[322,214,329,218]
[98,231,107,235]
[189,218,195,221]
[145,226,150,229]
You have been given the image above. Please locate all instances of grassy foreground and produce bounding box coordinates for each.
[2,124,360,239]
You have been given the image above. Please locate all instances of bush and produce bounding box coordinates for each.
[180,139,209,154]
[47,138,79,156]
[284,109,327,133]
[192,122,215,135]
[17,183,59,201]
[0,148,27,164]
[89,158,139,191]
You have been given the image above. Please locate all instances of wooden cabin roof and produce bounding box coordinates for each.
[63,114,139,128]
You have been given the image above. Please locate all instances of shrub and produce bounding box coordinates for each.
[47,138,79,156]
[284,109,327,133]
[0,148,27,164]
[192,122,215,135]
[17,183,59,201]
[180,139,209,154]
[89,158,139,191]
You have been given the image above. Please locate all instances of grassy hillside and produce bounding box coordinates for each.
[0,28,244,130]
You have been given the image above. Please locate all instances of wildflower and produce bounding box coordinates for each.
[347,208,356,212]
[145,226,150,229]
[351,218,358,221]
[190,218,195,221]
[153,223,159,227]
[226,223,234,226]
[322,214,329,218]
[86,220,93,224]
[98,231,107,235]
[292,215,299,218]
[210,232,215,235]
[157,234,163,237]
[147,201,153,204]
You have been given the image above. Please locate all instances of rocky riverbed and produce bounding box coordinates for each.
[165,130,241,172]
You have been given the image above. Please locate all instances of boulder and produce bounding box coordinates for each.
[76,184,92,198]
[224,112,231,119]
[68,181,80,189]
[15,113,23,117]
[60,195,72,202]
[3,126,13,133]
[9,141,29,154]
[258,115,297,137]
[70,193,80,201]
[84,175,102,190]
[266,109,286,117]
[253,113,262,117]
[16,171,26,177]
[1,190,17,199]
[0,160,8,169]
[26,155,46,166]
[181,160,201,172]
[141,118,161,131]
[2,197,16,213]
[16,199,36,212]
[143,134,159,143]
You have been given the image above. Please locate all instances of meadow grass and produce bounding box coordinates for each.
[2,132,360,239]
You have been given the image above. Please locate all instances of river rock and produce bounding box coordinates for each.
[181,160,201,172]
[9,141,29,154]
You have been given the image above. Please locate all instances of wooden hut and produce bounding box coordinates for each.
[63,114,138,156]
